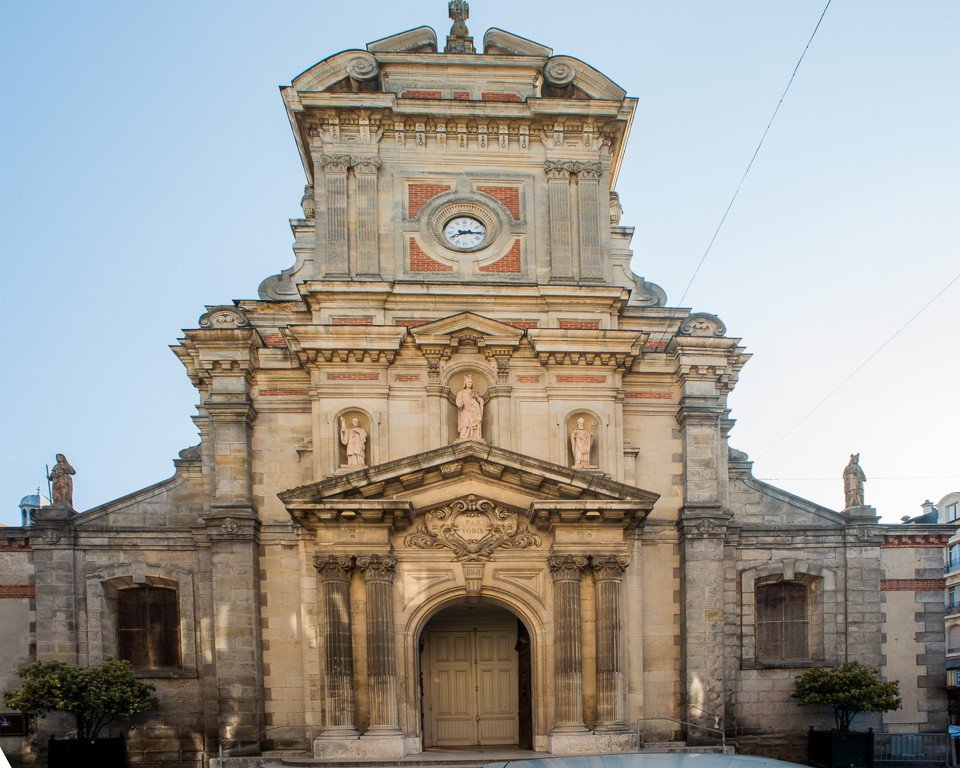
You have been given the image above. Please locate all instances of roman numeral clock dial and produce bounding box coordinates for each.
[442,216,487,250]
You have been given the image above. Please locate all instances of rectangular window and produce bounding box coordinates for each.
[756,581,810,661]
[949,585,960,608]
[949,504,959,522]
[117,586,181,669]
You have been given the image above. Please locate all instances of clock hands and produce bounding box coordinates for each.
[456,229,483,236]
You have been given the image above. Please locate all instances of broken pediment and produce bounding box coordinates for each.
[278,442,658,533]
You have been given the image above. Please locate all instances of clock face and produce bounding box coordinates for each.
[442,216,487,250]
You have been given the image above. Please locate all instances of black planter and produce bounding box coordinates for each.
[808,728,874,768]
[48,737,125,768]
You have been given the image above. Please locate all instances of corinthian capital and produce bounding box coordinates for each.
[314,554,353,581]
[548,554,589,581]
[356,553,397,581]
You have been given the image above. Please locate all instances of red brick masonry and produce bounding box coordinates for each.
[395,375,420,382]
[327,373,379,381]
[880,579,946,591]
[394,319,428,328]
[0,585,35,598]
[559,321,600,330]
[409,184,452,217]
[557,375,606,384]
[516,376,541,383]
[479,240,521,273]
[261,336,287,347]
[410,239,453,272]
[476,186,520,219]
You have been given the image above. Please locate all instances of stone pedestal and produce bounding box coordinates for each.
[547,732,638,755]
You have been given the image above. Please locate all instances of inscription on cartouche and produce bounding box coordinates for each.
[404,495,541,562]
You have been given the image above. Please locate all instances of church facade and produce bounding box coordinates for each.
[1,14,951,767]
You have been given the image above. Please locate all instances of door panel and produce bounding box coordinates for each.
[423,625,519,746]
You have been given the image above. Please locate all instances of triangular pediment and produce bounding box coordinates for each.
[279,442,658,531]
[410,312,524,350]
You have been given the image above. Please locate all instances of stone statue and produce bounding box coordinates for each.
[843,453,866,509]
[570,417,595,468]
[340,417,368,468]
[48,453,75,507]
[455,375,484,441]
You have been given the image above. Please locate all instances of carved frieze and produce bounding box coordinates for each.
[404,495,541,561]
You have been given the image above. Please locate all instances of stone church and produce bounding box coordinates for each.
[1,9,950,766]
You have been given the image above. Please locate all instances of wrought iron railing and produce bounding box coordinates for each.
[637,716,727,752]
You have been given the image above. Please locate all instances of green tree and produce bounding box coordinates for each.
[793,661,902,732]
[3,658,159,739]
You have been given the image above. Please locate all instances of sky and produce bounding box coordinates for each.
[1,1,957,527]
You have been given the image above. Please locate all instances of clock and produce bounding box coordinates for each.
[442,216,487,250]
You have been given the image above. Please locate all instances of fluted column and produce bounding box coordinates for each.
[315,554,359,737]
[356,554,401,736]
[576,163,603,280]
[592,555,630,732]
[545,162,573,279]
[354,157,381,276]
[548,554,589,733]
[321,155,349,275]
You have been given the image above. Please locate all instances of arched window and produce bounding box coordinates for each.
[756,580,810,661]
[117,586,181,669]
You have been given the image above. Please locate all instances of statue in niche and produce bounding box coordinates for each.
[843,453,866,509]
[455,375,484,441]
[340,416,368,468]
[48,453,75,507]
[570,417,596,468]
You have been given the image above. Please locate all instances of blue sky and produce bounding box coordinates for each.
[1,1,957,526]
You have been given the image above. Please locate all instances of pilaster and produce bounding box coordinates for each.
[545,162,573,279]
[575,164,603,281]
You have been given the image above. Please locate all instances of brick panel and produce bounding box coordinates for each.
[881,579,947,591]
[331,317,374,325]
[394,319,428,328]
[395,374,420,382]
[410,239,453,272]
[327,373,380,381]
[400,90,442,99]
[452,91,470,100]
[557,375,606,384]
[0,537,30,550]
[408,184,452,217]
[477,186,521,219]
[481,92,523,102]
[559,321,600,330]
[516,376,541,383]
[644,341,670,352]
[479,240,521,273]
[261,335,287,348]
[505,320,539,329]
[0,584,35,598]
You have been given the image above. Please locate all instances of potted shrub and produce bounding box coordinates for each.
[3,657,158,768]
[793,661,902,768]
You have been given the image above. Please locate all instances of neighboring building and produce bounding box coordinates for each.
[933,494,960,720]
[1,12,953,767]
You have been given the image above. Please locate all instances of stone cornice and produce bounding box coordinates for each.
[527,329,646,369]
[281,325,406,367]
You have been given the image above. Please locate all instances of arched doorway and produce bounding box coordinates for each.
[420,602,532,749]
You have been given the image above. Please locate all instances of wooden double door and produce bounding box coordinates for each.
[421,610,520,747]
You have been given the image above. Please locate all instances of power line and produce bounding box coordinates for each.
[674,0,834,309]
[757,270,960,460]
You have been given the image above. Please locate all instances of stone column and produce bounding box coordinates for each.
[356,554,402,736]
[545,162,573,280]
[576,163,603,281]
[353,157,381,276]
[548,554,589,733]
[321,154,350,276]
[315,554,360,737]
[591,555,630,732]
